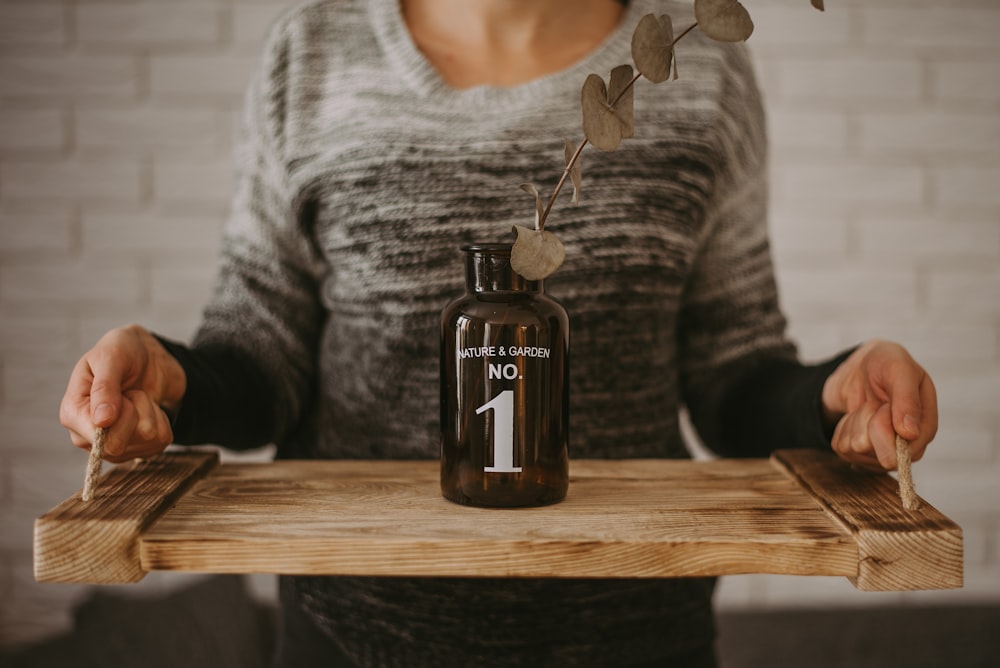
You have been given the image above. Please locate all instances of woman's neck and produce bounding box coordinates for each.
[401,0,626,88]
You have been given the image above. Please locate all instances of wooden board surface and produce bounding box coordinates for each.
[34,450,963,591]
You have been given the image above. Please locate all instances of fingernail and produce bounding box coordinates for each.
[903,414,919,438]
[94,403,114,425]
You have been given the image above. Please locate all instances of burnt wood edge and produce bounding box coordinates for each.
[34,450,220,584]
[770,449,963,592]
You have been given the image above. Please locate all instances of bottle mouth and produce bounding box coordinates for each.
[461,243,512,254]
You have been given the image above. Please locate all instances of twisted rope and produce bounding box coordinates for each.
[82,427,107,502]
[895,434,920,511]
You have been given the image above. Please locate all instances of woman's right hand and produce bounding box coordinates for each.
[59,325,187,463]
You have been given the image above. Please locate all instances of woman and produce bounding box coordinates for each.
[60,1,937,665]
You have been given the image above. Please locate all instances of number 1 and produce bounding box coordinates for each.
[477,390,521,472]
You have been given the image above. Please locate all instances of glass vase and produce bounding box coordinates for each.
[440,243,569,507]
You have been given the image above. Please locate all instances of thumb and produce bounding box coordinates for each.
[88,352,129,428]
[885,359,924,442]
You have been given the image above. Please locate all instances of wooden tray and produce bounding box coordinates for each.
[33,449,963,592]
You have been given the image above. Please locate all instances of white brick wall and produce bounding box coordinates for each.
[0,0,998,648]
[743,0,1000,610]
[0,0,301,647]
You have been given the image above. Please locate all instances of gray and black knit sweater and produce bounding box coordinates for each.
[161,0,849,665]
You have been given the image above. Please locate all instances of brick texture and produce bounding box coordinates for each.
[745,0,1000,610]
[0,0,998,648]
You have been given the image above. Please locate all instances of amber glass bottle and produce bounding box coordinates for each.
[440,244,569,507]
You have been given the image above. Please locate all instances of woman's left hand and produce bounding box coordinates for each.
[821,340,938,471]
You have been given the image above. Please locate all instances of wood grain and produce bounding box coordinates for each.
[139,457,858,580]
[771,449,963,591]
[34,451,219,583]
[34,451,964,591]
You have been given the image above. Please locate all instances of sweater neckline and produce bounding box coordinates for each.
[369,0,651,108]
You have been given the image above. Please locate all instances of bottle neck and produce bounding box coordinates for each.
[464,244,542,293]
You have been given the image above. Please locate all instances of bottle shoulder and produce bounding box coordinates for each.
[441,291,568,326]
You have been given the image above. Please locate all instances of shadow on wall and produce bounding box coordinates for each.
[1,575,998,668]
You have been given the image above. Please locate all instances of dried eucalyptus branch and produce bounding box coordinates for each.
[511,0,823,280]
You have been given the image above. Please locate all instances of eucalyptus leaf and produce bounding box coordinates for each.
[581,69,634,152]
[510,224,566,281]
[632,14,674,84]
[811,0,825,11]
[519,182,544,229]
[694,0,754,42]
[564,138,582,205]
[608,64,635,139]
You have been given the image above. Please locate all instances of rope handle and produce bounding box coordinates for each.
[895,433,920,511]
[82,427,107,502]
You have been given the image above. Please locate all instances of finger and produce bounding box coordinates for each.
[908,376,939,462]
[834,443,882,470]
[126,389,159,442]
[842,403,877,459]
[868,402,898,470]
[128,390,174,447]
[60,357,99,444]
[89,377,123,428]
[884,353,926,442]
[153,404,175,447]
[830,408,882,470]
[67,427,93,451]
[119,440,171,462]
[102,396,139,462]
[102,391,172,464]
[87,339,137,428]
[104,441,164,464]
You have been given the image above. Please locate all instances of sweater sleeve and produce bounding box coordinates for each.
[181,10,326,450]
[686,347,856,458]
[676,42,841,456]
[155,335,275,449]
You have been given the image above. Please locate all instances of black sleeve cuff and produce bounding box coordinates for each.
[154,335,278,450]
[691,346,858,459]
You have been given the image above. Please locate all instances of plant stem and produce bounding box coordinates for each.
[537,22,699,230]
[674,21,699,46]
[539,137,588,230]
